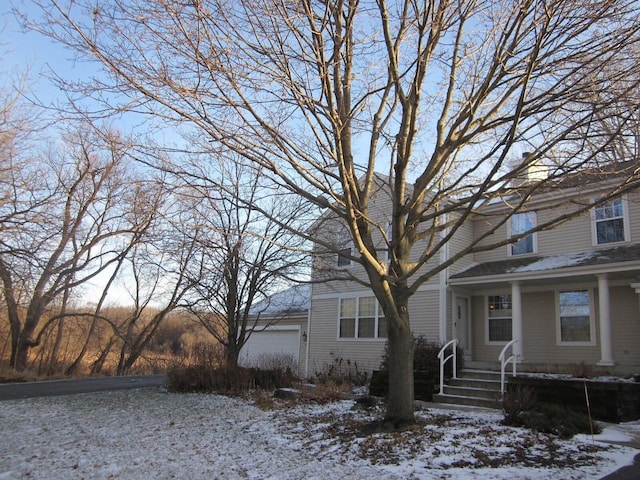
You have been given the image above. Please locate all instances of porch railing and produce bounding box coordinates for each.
[437,338,459,395]
[499,339,518,396]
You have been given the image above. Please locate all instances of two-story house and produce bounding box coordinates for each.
[302,162,640,381]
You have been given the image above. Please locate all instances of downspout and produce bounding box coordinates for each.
[304,294,312,379]
[438,215,450,344]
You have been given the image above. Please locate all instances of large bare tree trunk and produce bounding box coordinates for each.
[385,310,415,428]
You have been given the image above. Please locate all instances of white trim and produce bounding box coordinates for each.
[248,325,300,332]
[591,195,630,246]
[508,211,538,257]
[439,216,450,344]
[450,259,640,286]
[484,293,513,345]
[453,294,471,355]
[336,296,387,342]
[597,274,614,366]
[555,288,597,346]
[312,282,441,301]
[304,294,312,378]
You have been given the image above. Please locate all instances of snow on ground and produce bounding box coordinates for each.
[0,387,638,480]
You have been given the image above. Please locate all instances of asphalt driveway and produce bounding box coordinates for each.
[0,374,166,400]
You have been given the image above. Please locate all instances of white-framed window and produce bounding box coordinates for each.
[337,236,353,267]
[509,211,537,255]
[557,289,595,345]
[592,197,629,245]
[338,297,387,340]
[486,294,512,343]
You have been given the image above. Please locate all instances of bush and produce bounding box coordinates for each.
[167,364,252,393]
[503,385,537,426]
[503,398,602,439]
[167,363,297,394]
[166,342,296,394]
[314,357,368,387]
[379,335,464,376]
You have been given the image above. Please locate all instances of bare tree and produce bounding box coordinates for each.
[0,123,154,370]
[177,157,309,368]
[24,0,640,426]
[110,199,203,375]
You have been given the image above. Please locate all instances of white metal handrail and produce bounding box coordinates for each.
[437,339,459,395]
[499,339,518,395]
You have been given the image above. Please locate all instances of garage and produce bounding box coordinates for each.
[239,326,301,369]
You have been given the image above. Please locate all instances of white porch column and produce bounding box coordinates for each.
[511,281,524,360]
[597,274,614,366]
[630,283,640,311]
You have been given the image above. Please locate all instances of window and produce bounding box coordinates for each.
[487,294,512,342]
[593,198,627,245]
[339,297,387,340]
[386,223,393,261]
[337,238,353,267]
[510,212,536,255]
[339,298,356,337]
[337,245,352,267]
[558,290,592,343]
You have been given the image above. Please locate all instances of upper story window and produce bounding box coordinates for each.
[557,290,594,344]
[337,244,352,267]
[339,297,387,340]
[487,294,512,342]
[510,211,536,255]
[337,232,353,267]
[593,197,628,245]
[386,222,393,261]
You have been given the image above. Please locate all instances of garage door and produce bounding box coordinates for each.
[239,327,300,368]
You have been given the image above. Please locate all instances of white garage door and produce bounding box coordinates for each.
[239,327,300,368]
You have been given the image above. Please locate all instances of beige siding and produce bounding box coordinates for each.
[470,285,640,374]
[471,212,509,263]
[408,290,441,340]
[448,219,475,276]
[307,296,387,376]
[307,288,444,375]
[472,190,640,265]
[610,285,640,373]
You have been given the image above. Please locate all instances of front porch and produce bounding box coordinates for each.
[434,341,640,421]
[448,247,640,378]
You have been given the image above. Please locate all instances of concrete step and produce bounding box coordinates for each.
[448,377,502,391]
[433,369,504,409]
[442,385,502,401]
[432,393,502,410]
[457,369,502,381]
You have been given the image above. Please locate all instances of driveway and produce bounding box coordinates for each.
[0,375,166,400]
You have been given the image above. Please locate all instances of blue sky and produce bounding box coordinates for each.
[1,2,95,106]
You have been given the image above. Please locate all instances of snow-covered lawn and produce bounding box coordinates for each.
[1,387,638,479]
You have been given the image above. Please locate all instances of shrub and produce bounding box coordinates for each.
[503,385,537,426]
[503,400,602,439]
[167,342,296,394]
[250,367,294,390]
[167,364,253,393]
[314,357,368,387]
[379,335,464,376]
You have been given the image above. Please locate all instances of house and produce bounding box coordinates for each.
[302,162,640,383]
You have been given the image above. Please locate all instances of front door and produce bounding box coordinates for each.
[454,296,470,355]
